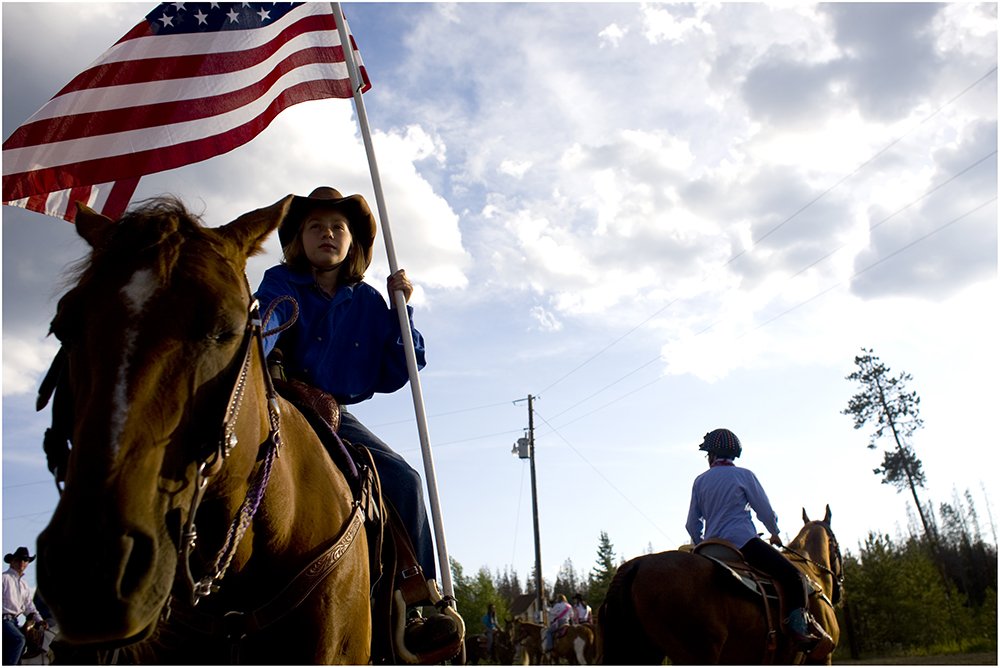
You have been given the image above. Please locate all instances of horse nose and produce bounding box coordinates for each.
[37,511,165,642]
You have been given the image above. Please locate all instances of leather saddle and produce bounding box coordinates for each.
[692,540,832,662]
[693,539,782,601]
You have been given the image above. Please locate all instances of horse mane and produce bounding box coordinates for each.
[65,197,220,292]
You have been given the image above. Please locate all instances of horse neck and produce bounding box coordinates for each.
[209,350,353,571]
[788,523,834,587]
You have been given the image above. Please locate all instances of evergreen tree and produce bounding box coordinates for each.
[843,348,932,540]
[553,558,582,600]
[496,566,524,607]
[844,533,955,654]
[587,531,618,606]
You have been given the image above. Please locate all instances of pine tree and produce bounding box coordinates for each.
[587,531,618,606]
[842,347,932,540]
[553,558,582,600]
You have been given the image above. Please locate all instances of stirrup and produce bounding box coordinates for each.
[393,581,465,664]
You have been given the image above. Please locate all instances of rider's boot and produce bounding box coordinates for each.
[783,607,818,646]
[403,600,463,661]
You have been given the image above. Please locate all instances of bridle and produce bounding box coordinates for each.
[782,521,844,606]
[177,280,295,606]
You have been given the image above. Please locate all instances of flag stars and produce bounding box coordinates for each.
[145,2,300,33]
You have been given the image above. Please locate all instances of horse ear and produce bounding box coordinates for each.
[220,195,294,257]
[823,504,832,524]
[802,508,810,523]
[74,203,114,248]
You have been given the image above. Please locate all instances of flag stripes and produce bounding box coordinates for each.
[3,2,368,222]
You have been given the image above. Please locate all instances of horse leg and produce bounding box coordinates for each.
[573,634,587,664]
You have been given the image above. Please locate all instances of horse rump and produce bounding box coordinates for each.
[597,556,665,665]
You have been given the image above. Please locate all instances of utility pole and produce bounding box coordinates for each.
[513,394,545,623]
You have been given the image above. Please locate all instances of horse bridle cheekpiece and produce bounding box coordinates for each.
[178,280,291,605]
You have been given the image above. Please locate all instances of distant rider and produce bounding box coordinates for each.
[543,594,574,654]
[685,429,819,646]
[3,547,47,665]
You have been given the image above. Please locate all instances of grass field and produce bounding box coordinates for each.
[836,651,997,665]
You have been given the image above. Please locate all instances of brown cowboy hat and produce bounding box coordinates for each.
[278,186,378,270]
[4,546,35,563]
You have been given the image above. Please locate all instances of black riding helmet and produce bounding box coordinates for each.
[698,428,742,459]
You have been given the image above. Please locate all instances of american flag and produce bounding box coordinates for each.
[2,2,370,222]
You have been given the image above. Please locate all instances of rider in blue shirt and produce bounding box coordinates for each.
[685,428,817,647]
[256,186,434,584]
[258,265,425,403]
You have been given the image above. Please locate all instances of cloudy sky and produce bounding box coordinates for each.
[2,2,997,596]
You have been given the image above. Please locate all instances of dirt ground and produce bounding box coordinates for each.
[835,651,997,665]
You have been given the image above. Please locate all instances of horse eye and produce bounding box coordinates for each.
[210,327,241,345]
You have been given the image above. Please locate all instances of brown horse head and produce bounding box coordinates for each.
[793,504,842,605]
[36,195,291,644]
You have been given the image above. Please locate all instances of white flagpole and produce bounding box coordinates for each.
[331,2,455,602]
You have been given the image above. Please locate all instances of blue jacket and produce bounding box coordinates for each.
[685,463,781,548]
[256,264,426,405]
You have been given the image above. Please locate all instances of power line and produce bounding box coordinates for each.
[536,297,682,396]
[785,150,996,284]
[728,68,997,264]
[531,66,997,398]
[416,181,992,447]
[2,479,52,490]
[539,195,996,429]
[368,398,516,428]
[532,408,677,546]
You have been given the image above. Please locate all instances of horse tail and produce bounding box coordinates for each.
[596,557,642,664]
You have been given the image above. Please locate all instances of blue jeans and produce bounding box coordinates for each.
[338,409,436,580]
[3,618,26,665]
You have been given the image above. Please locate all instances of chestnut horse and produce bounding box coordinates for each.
[34,197,373,663]
[597,506,843,665]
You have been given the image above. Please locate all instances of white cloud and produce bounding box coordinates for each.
[598,23,627,49]
[641,3,715,45]
[2,335,60,397]
[530,306,562,333]
[499,160,532,179]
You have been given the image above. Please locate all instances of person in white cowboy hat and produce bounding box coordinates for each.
[3,547,47,665]
[685,428,827,649]
[256,187,459,653]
